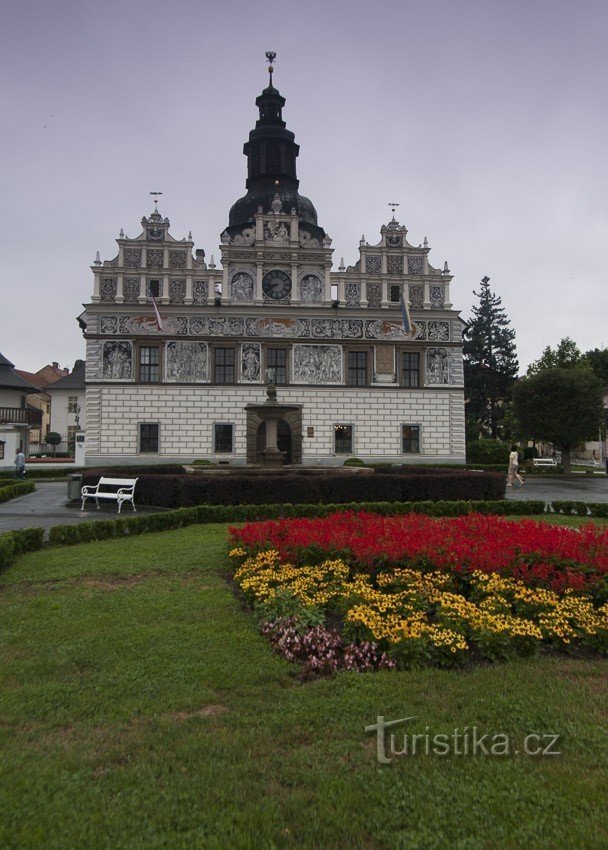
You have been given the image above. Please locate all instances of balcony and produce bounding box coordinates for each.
[0,408,42,427]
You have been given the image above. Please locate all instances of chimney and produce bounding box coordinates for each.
[52,361,59,369]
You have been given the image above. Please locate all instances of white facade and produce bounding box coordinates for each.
[80,73,465,467]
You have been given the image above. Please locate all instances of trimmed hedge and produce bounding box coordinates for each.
[0,527,45,570]
[81,470,505,508]
[46,499,544,547]
[552,501,608,517]
[0,481,35,503]
[0,464,188,481]
[83,465,186,478]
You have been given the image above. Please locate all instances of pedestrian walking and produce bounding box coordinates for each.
[14,448,26,479]
[507,445,524,487]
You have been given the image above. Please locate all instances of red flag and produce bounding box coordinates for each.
[151,296,164,331]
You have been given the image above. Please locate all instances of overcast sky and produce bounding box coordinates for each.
[2,0,607,374]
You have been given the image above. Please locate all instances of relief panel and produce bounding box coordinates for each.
[146,249,164,268]
[102,340,133,381]
[292,344,342,384]
[409,284,424,308]
[299,273,323,303]
[429,284,444,308]
[427,321,450,341]
[169,280,186,305]
[100,278,117,303]
[123,248,142,269]
[241,342,261,382]
[365,255,381,274]
[123,278,140,303]
[426,347,450,384]
[169,250,186,269]
[230,271,254,301]
[345,282,360,307]
[407,256,424,275]
[387,255,403,274]
[365,319,420,341]
[366,283,381,307]
[164,341,208,382]
[192,280,208,304]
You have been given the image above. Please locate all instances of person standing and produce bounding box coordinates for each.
[507,445,524,487]
[14,448,26,479]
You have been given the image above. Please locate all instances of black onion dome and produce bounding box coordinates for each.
[226,82,324,237]
[228,187,318,229]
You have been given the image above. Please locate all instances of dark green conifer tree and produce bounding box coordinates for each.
[463,276,519,439]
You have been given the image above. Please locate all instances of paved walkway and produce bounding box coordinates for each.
[0,482,157,534]
[0,476,605,535]
[504,474,608,504]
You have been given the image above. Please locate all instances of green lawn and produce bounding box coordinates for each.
[1,523,607,849]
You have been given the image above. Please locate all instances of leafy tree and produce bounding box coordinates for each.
[526,337,582,375]
[44,431,62,457]
[583,347,608,386]
[463,276,518,439]
[512,366,603,474]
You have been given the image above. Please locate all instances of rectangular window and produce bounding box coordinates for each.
[214,423,234,453]
[214,348,235,383]
[140,346,160,383]
[402,425,420,454]
[389,284,401,303]
[402,352,420,388]
[148,279,161,298]
[68,396,78,413]
[267,348,287,384]
[140,423,159,453]
[347,351,367,386]
[334,424,353,454]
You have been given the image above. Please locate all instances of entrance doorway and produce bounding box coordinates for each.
[256,419,292,464]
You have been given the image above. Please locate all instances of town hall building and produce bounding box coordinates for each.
[80,60,465,467]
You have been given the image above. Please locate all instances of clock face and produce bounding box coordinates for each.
[147,227,163,241]
[387,235,401,248]
[263,270,292,300]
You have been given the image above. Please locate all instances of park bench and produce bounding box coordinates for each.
[80,477,138,513]
[532,458,558,468]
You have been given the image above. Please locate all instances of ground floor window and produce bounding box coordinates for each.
[334,423,353,454]
[139,423,159,453]
[402,424,420,453]
[214,423,234,453]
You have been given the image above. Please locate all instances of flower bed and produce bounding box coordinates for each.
[229,512,608,671]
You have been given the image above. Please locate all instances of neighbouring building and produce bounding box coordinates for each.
[0,353,41,467]
[15,361,69,443]
[46,359,86,455]
[79,60,465,467]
